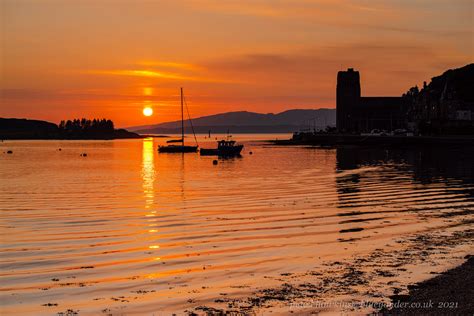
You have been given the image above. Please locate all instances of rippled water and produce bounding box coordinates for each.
[1,136,473,315]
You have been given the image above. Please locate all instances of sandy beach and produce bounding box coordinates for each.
[381,255,473,315]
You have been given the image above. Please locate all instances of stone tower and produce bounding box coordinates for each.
[336,68,361,132]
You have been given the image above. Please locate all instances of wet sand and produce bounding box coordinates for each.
[184,227,473,315]
[381,255,473,315]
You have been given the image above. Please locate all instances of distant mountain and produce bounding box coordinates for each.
[128,109,336,134]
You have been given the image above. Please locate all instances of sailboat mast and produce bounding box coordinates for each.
[181,87,184,146]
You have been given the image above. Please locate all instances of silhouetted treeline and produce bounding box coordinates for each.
[59,118,114,133]
[57,118,117,139]
[0,118,140,140]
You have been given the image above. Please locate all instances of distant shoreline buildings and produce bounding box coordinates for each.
[336,64,474,135]
[336,68,406,133]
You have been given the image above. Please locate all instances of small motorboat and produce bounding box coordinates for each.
[200,140,243,157]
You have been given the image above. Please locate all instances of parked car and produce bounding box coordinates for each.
[393,129,407,135]
[361,129,387,136]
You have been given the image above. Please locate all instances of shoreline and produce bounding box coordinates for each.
[270,134,474,146]
[1,137,144,141]
[381,255,473,315]
[183,227,473,315]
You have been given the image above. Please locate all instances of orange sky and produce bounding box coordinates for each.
[1,0,473,127]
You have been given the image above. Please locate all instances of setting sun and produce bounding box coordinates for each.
[143,107,153,117]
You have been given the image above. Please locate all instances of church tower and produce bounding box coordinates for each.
[336,68,361,132]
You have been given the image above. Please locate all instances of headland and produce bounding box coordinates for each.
[0,118,141,140]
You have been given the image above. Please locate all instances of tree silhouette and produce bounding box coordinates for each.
[58,118,115,138]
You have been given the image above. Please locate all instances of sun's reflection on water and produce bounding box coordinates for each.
[141,138,161,261]
[141,137,155,209]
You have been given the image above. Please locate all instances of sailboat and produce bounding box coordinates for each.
[158,88,198,153]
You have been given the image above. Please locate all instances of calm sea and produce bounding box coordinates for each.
[1,135,473,315]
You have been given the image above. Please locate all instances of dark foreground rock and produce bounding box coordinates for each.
[381,256,473,315]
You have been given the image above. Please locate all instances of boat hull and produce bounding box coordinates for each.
[200,145,243,156]
[166,138,184,144]
[158,145,198,153]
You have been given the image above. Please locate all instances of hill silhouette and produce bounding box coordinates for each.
[128,109,336,134]
[0,118,141,140]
